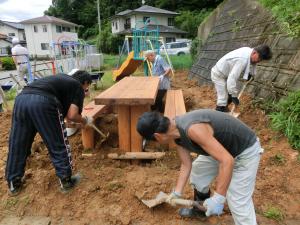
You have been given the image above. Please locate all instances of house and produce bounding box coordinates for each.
[0,20,26,44]
[0,20,26,55]
[0,33,12,56]
[21,16,79,57]
[111,5,187,43]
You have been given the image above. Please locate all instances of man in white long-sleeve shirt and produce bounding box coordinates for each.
[211,45,272,112]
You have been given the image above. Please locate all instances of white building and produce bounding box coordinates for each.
[21,16,79,57]
[111,5,187,43]
[0,20,26,55]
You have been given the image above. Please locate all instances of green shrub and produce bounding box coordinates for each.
[1,57,16,70]
[263,206,284,221]
[190,38,202,62]
[269,90,300,150]
[259,0,300,36]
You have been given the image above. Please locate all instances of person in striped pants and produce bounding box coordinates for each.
[5,70,94,195]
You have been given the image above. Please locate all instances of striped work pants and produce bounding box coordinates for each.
[5,93,72,183]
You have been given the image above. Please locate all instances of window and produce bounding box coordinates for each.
[143,17,150,23]
[112,22,114,27]
[124,18,131,29]
[8,33,15,37]
[42,25,47,32]
[34,25,38,32]
[41,43,49,50]
[66,27,71,32]
[166,37,176,43]
[115,21,118,30]
[168,18,174,26]
[56,25,62,33]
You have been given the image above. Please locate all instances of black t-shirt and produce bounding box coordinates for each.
[22,74,84,117]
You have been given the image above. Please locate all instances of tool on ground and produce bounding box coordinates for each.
[0,86,9,111]
[89,123,109,144]
[141,191,206,212]
[230,77,254,118]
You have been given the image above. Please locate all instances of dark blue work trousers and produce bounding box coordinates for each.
[5,94,72,183]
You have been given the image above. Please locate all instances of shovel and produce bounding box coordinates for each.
[230,77,254,118]
[141,191,206,212]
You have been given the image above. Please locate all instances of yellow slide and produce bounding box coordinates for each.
[112,51,143,81]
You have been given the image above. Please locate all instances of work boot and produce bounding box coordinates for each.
[179,189,210,218]
[8,177,23,196]
[215,105,229,112]
[59,173,81,193]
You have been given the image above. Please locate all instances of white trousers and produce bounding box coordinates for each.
[211,68,228,106]
[190,140,262,225]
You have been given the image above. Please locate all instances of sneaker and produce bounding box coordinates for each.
[59,173,81,193]
[8,177,23,196]
[179,189,209,218]
[215,105,229,112]
[179,207,206,218]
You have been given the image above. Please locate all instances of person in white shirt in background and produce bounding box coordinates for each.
[145,50,171,113]
[211,45,272,112]
[11,37,30,84]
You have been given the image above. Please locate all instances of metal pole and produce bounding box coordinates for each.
[97,0,102,53]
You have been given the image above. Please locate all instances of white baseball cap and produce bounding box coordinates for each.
[12,37,20,45]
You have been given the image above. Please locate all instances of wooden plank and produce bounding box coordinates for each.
[130,105,149,152]
[175,90,186,116]
[94,76,159,105]
[82,101,107,119]
[164,90,176,120]
[108,152,165,159]
[117,105,131,152]
[82,126,94,150]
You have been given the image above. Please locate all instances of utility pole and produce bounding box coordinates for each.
[97,0,102,52]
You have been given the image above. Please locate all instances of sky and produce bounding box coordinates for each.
[0,0,52,22]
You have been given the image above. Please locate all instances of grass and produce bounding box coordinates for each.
[263,206,284,221]
[259,0,300,36]
[169,54,192,70]
[269,153,286,165]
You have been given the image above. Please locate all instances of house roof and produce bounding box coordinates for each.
[115,5,179,17]
[115,25,187,35]
[0,20,24,30]
[21,16,79,27]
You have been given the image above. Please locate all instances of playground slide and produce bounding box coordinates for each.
[112,51,143,81]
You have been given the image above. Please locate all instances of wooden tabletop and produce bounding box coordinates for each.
[94,76,160,105]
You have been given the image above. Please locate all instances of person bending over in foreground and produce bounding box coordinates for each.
[6,70,94,195]
[137,109,263,225]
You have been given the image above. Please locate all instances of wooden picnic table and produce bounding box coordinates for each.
[94,76,159,152]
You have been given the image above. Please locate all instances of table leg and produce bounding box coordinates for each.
[82,126,94,150]
[117,105,131,152]
[130,105,150,152]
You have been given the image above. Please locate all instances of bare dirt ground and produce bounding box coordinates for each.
[0,70,299,225]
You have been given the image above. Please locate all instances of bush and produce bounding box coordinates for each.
[269,90,300,150]
[190,38,202,62]
[175,9,212,38]
[1,57,16,70]
[259,0,300,36]
[97,22,124,54]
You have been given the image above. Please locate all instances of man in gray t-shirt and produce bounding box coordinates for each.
[145,50,171,113]
[137,109,263,225]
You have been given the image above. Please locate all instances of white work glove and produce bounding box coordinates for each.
[159,74,164,81]
[203,192,226,217]
[84,116,94,126]
[166,190,182,206]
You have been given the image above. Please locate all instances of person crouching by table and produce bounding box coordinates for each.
[144,50,171,113]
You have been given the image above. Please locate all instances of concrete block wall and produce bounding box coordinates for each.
[190,0,300,100]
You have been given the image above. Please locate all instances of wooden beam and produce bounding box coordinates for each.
[117,105,131,152]
[108,152,165,160]
[82,126,94,150]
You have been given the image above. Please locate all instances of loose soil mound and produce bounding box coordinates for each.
[0,71,299,225]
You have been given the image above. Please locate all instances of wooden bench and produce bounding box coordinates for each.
[81,101,108,149]
[164,89,186,149]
